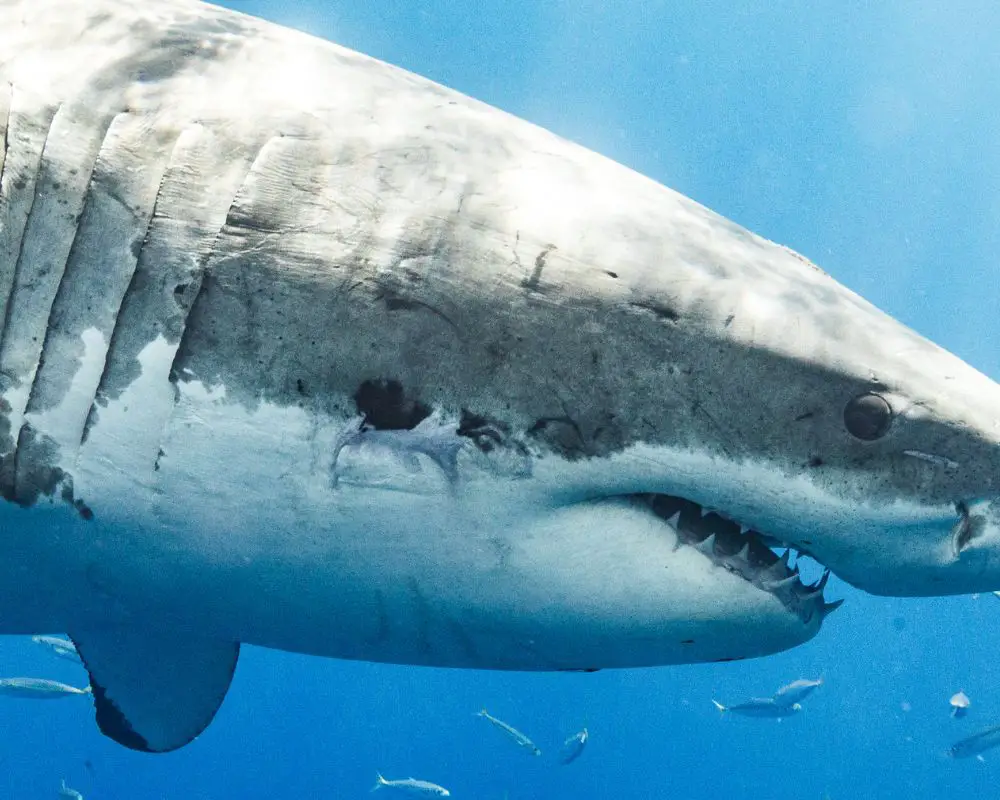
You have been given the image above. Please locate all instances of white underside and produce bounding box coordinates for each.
[0,334,849,667]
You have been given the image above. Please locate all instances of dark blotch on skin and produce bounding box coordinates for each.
[58,484,94,520]
[843,393,893,441]
[354,379,431,430]
[11,426,68,507]
[681,639,695,645]
[627,300,680,323]
[527,416,589,460]
[457,410,507,453]
[521,244,557,291]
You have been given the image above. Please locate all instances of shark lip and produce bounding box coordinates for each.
[641,493,843,624]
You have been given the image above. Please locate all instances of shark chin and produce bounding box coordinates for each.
[2,0,1000,755]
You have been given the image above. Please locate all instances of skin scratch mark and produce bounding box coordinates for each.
[521,243,557,291]
[329,414,465,488]
[375,290,459,334]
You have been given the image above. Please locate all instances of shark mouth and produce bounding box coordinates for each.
[641,493,843,624]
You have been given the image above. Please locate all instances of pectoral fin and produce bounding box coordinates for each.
[69,629,239,753]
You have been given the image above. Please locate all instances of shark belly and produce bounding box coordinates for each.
[18,380,814,671]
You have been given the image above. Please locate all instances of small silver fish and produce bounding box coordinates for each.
[948,723,1000,761]
[0,678,91,699]
[372,773,450,796]
[712,698,802,718]
[59,779,84,799]
[30,635,82,664]
[559,727,589,765]
[476,708,542,755]
[950,690,971,719]
[773,677,823,707]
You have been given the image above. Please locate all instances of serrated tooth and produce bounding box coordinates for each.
[764,575,798,592]
[777,550,790,568]
[700,505,712,517]
[763,560,787,580]
[821,598,844,618]
[739,523,751,535]
[813,569,830,592]
[665,511,681,531]
[736,543,751,563]
[695,534,717,556]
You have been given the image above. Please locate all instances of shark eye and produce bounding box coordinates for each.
[843,393,893,441]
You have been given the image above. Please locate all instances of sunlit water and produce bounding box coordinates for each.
[5,2,1000,797]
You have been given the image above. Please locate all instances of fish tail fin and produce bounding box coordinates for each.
[371,773,386,792]
[82,685,93,695]
[711,699,727,714]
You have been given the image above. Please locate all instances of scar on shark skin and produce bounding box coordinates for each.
[335,381,535,486]
[521,243,557,291]
[329,414,465,487]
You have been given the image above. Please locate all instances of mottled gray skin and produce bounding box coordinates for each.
[2,0,1000,755]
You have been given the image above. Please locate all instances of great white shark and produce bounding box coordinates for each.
[0,0,998,753]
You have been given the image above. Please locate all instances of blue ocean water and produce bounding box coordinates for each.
[6,1,1000,797]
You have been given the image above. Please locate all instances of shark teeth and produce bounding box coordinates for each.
[764,575,799,592]
[642,493,841,626]
[821,598,844,617]
[695,534,717,557]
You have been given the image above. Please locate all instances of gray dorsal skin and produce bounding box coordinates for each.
[1,0,1000,752]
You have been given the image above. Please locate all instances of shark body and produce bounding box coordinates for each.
[0,0,999,753]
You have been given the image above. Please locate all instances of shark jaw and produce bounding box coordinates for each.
[580,441,1000,602]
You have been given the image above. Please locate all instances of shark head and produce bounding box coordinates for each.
[547,222,1000,602]
[3,0,1000,755]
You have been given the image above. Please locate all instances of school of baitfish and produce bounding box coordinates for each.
[9,631,1000,794]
